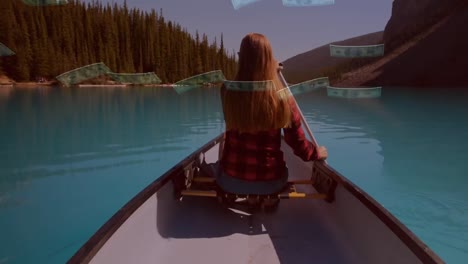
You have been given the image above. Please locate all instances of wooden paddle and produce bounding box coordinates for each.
[278,64,327,163]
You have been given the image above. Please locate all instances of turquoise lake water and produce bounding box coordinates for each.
[0,86,467,263]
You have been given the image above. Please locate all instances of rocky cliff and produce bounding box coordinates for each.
[384,0,466,51]
[282,32,383,84]
[285,0,468,87]
[341,0,468,87]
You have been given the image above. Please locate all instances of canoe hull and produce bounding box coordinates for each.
[69,134,444,264]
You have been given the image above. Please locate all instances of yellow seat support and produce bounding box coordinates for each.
[181,189,327,200]
[192,177,314,185]
[181,190,217,197]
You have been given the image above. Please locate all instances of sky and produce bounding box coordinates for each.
[84,0,393,61]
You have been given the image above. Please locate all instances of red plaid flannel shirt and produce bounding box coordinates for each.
[220,103,318,181]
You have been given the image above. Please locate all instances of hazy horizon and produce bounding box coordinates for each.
[83,0,392,61]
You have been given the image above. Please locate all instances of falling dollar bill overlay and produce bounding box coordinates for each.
[231,0,262,10]
[277,87,293,101]
[172,85,203,95]
[282,0,335,7]
[224,80,293,102]
[0,43,15,56]
[108,72,161,85]
[22,0,69,6]
[330,44,385,58]
[289,77,329,95]
[174,70,225,94]
[327,86,382,99]
[224,80,276,91]
[56,62,111,87]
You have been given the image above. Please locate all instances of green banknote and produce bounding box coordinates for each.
[330,44,385,58]
[277,87,293,101]
[173,70,225,94]
[108,72,161,85]
[224,80,276,91]
[0,43,15,56]
[289,77,329,95]
[327,86,382,99]
[175,70,225,86]
[173,85,202,95]
[231,0,261,10]
[22,0,69,6]
[282,0,335,7]
[55,63,111,87]
[224,80,292,101]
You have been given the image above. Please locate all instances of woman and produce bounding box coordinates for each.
[215,33,327,197]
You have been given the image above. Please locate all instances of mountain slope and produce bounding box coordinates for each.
[282,32,383,83]
[337,6,468,87]
[367,1,468,87]
[283,0,468,87]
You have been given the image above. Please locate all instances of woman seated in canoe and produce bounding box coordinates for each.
[211,33,328,202]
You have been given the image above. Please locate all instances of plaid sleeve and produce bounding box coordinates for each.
[283,102,318,161]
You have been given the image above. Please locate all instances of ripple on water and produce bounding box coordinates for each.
[379,189,468,257]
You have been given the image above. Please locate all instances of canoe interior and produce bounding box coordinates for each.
[69,134,444,264]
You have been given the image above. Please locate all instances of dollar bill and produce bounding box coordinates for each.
[289,77,329,95]
[0,43,15,56]
[22,0,69,6]
[224,80,276,91]
[231,0,262,10]
[108,72,161,85]
[56,62,111,87]
[277,87,293,101]
[173,85,203,95]
[224,80,293,102]
[330,44,385,58]
[282,0,335,7]
[327,86,382,98]
[175,70,225,86]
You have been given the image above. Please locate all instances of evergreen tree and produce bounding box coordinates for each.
[0,0,237,82]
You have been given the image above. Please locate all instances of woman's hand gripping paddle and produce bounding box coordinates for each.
[277,64,328,162]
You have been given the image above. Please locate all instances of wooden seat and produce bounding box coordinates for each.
[181,176,328,200]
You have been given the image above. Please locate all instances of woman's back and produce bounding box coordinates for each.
[221,102,318,181]
[221,129,285,181]
[217,32,325,193]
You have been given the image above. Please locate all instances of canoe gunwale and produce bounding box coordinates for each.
[68,133,444,264]
[313,161,445,264]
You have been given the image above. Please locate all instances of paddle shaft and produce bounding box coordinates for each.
[277,71,319,146]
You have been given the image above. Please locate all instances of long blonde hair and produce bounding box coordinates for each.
[222,33,291,133]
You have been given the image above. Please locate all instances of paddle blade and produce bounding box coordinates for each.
[56,62,111,87]
[0,43,15,57]
[330,44,385,58]
[231,0,262,10]
[289,77,329,95]
[22,0,69,6]
[327,86,382,98]
[282,0,335,7]
[108,72,161,85]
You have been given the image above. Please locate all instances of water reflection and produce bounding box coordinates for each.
[0,86,224,264]
[296,87,468,262]
[1,86,467,263]
[0,86,222,173]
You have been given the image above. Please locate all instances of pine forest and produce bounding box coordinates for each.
[0,0,238,83]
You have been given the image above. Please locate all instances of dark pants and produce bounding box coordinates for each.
[203,162,288,195]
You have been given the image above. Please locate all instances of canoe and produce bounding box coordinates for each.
[68,133,444,264]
